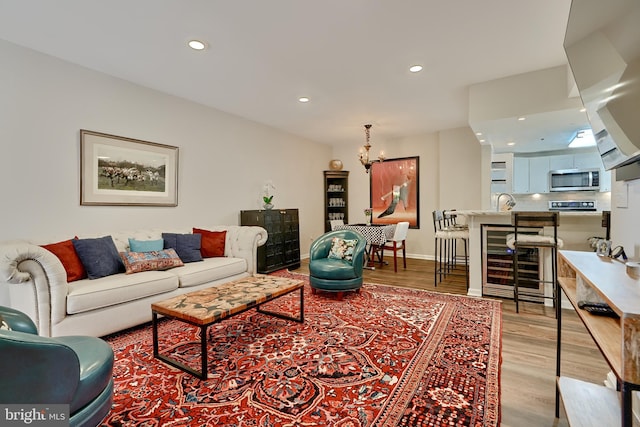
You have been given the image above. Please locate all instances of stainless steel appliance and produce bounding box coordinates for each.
[548,200,597,211]
[549,169,600,192]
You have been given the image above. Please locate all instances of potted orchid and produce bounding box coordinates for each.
[262,180,276,210]
[263,194,274,209]
[364,208,373,225]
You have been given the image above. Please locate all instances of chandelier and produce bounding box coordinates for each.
[358,124,385,173]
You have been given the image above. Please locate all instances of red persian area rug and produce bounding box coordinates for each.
[102,271,502,426]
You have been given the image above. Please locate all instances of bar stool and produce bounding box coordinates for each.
[432,210,469,289]
[507,211,563,315]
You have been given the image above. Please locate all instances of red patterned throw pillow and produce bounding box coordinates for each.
[119,249,184,274]
[41,238,87,282]
[193,228,226,258]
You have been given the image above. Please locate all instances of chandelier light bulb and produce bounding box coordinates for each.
[358,124,384,173]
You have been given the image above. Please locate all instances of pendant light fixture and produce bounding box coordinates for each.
[358,124,385,173]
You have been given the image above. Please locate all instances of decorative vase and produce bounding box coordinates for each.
[329,159,343,171]
[264,203,274,210]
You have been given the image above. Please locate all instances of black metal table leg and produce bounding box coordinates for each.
[257,286,305,323]
[555,288,562,418]
[200,325,208,379]
[152,311,159,357]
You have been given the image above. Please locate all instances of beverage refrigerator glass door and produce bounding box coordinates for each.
[549,169,600,191]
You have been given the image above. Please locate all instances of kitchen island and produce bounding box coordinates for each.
[454,210,605,300]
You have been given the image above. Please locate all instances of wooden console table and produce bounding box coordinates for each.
[557,250,640,426]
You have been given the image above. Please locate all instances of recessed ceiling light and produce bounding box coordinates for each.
[298,97,310,103]
[580,107,586,112]
[475,132,482,136]
[479,139,486,143]
[188,40,206,50]
[507,142,516,146]
[409,65,423,73]
[517,116,526,121]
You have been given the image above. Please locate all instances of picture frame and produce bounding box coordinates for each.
[80,129,179,206]
[596,239,612,257]
[370,156,420,228]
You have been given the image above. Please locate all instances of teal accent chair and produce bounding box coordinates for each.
[0,306,114,427]
[309,230,367,299]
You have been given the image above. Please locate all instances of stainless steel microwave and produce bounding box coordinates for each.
[549,169,600,192]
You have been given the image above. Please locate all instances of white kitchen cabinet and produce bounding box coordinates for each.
[491,153,513,194]
[512,156,551,194]
[512,156,530,193]
[549,154,574,171]
[573,151,603,169]
[529,156,550,193]
[548,151,601,170]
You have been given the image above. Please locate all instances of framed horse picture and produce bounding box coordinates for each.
[80,130,179,206]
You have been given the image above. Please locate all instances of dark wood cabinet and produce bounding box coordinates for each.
[324,170,349,232]
[240,208,300,273]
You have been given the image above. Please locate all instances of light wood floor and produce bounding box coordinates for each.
[294,257,610,426]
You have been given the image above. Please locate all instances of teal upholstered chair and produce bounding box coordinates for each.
[309,230,367,299]
[0,306,114,427]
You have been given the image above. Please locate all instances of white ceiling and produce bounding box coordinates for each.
[0,0,579,151]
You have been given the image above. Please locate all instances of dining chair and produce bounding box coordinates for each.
[329,219,345,230]
[374,221,409,272]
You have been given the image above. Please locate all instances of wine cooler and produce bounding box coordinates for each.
[482,225,543,301]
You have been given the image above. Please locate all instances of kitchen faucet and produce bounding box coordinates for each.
[496,193,516,211]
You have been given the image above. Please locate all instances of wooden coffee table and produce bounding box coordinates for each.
[151,274,304,379]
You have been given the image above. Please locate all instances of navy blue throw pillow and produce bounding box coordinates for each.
[72,236,125,279]
[162,233,203,263]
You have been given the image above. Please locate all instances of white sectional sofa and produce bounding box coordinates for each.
[0,225,267,337]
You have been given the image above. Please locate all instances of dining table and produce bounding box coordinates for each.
[333,223,396,269]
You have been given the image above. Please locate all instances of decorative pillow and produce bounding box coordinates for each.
[193,228,226,258]
[41,238,87,282]
[120,249,184,274]
[162,233,203,263]
[327,237,358,262]
[128,238,164,253]
[72,236,125,279]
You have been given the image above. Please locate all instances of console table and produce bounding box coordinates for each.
[557,250,640,426]
[240,208,301,273]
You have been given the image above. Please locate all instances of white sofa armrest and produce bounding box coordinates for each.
[0,242,68,336]
[194,225,268,274]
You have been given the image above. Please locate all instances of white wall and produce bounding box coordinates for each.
[0,39,330,251]
[438,127,483,210]
[611,174,640,259]
[0,39,495,262]
[468,65,583,125]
